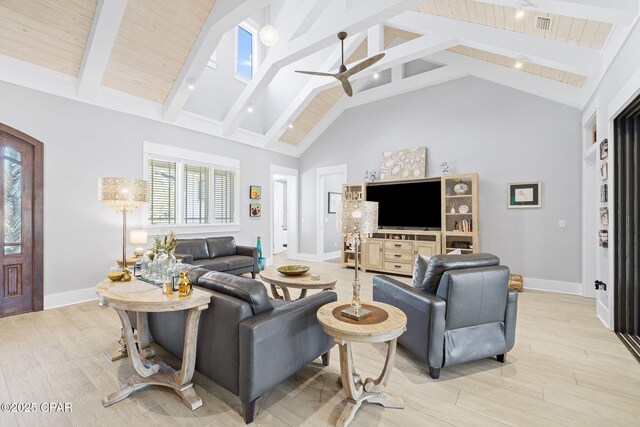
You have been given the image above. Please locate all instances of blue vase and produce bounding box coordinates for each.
[257,237,266,271]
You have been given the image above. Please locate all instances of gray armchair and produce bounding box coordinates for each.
[373,253,517,379]
[147,266,336,423]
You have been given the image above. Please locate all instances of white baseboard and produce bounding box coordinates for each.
[44,286,98,310]
[525,277,581,295]
[320,251,340,261]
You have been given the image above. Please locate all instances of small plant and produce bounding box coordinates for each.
[153,231,177,255]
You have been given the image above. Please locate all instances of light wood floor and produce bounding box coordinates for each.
[1,254,640,426]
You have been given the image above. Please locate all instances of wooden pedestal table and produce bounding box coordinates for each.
[260,267,337,301]
[96,279,211,410]
[317,301,407,427]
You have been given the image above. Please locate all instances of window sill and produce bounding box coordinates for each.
[146,223,241,236]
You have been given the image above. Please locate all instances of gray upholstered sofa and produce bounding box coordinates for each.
[373,253,517,379]
[147,265,336,424]
[175,236,259,278]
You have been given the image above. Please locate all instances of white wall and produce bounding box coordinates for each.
[299,76,583,287]
[582,13,640,327]
[0,80,297,305]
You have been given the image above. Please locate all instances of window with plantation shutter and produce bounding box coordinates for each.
[148,159,177,224]
[184,164,210,223]
[214,169,236,223]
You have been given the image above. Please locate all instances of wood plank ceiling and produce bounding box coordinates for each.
[414,0,612,49]
[0,0,97,75]
[448,45,587,87]
[280,26,422,146]
[102,0,216,104]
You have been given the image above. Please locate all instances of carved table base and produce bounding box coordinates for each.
[102,305,207,410]
[336,338,403,427]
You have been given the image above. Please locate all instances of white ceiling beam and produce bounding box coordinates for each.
[388,12,601,77]
[264,32,458,147]
[163,0,273,121]
[477,0,636,25]
[221,0,426,136]
[293,65,468,156]
[264,31,368,147]
[368,24,385,55]
[77,0,128,99]
[429,50,583,108]
[285,0,335,42]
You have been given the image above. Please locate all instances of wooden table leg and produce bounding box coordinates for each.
[270,284,284,300]
[335,338,403,427]
[136,312,155,359]
[103,304,208,411]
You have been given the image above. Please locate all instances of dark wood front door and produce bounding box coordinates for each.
[0,124,43,317]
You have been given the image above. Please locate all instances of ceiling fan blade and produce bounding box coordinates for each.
[295,70,336,78]
[344,53,385,78]
[339,77,353,97]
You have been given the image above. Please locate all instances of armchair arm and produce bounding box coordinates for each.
[236,245,259,272]
[373,275,446,368]
[238,291,337,403]
[174,253,194,264]
[504,289,518,352]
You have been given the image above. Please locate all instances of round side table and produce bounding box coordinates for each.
[317,301,407,427]
[96,278,211,410]
[260,266,336,301]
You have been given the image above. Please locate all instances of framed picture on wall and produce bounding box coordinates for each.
[250,204,261,217]
[599,230,608,248]
[250,186,261,199]
[600,139,608,159]
[601,184,608,203]
[600,207,609,225]
[508,182,541,208]
[328,192,340,214]
[600,161,608,180]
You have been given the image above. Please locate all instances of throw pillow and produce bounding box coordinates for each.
[412,254,430,288]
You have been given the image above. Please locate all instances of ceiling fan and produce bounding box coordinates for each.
[295,32,385,97]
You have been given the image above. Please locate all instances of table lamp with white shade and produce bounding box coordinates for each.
[129,230,148,257]
[337,200,378,320]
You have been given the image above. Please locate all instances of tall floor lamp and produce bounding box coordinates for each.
[98,177,148,361]
[337,200,378,320]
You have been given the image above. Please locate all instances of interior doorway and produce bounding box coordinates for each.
[270,165,298,262]
[316,165,347,260]
[0,124,44,318]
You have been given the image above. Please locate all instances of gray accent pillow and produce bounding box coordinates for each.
[412,255,431,289]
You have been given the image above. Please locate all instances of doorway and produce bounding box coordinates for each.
[316,165,347,260]
[613,92,640,359]
[270,166,298,262]
[0,124,44,317]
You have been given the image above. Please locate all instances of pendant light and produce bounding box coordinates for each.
[259,6,279,47]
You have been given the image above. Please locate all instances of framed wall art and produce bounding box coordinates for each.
[600,139,608,160]
[599,230,608,248]
[250,203,261,217]
[508,182,541,208]
[328,192,340,214]
[601,184,608,203]
[600,207,609,225]
[250,185,261,199]
[600,161,608,180]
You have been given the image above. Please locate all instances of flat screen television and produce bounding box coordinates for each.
[366,180,441,230]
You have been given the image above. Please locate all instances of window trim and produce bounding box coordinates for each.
[143,141,240,233]
[234,19,259,83]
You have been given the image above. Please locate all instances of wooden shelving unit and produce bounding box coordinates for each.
[441,173,479,254]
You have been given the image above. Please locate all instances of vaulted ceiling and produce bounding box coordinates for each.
[0,0,637,157]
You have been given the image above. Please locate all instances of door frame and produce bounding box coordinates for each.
[316,164,348,259]
[270,165,298,261]
[0,123,44,313]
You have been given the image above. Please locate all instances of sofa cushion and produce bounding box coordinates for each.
[422,253,500,294]
[207,237,237,258]
[196,258,230,271]
[176,239,210,260]
[216,255,254,270]
[197,272,273,315]
[412,255,430,289]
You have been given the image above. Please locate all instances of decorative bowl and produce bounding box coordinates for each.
[276,265,310,276]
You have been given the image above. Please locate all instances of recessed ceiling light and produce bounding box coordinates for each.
[186,78,196,91]
[247,106,254,113]
[515,8,525,18]
[288,123,294,129]
[373,72,379,80]
[515,0,532,19]
[514,61,523,69]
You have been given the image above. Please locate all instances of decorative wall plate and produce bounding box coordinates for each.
[458,204,469,214]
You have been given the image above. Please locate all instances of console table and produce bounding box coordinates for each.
[317,301,407,427]
[96,278,211,410]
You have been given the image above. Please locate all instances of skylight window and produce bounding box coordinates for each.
[236,23,257,81]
